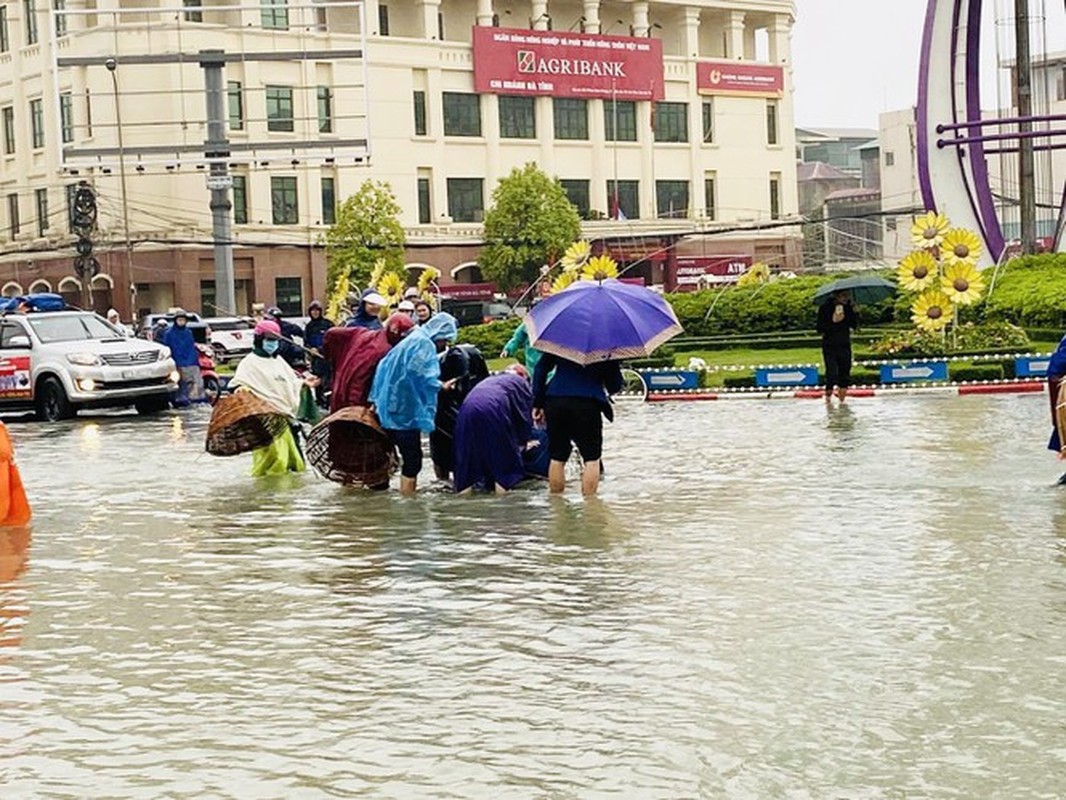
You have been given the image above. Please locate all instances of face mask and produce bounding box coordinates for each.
[262,339,280,355]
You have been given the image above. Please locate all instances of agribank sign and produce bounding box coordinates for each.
[473,27,664,101]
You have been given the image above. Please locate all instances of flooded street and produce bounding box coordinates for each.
[3,394,1066,798]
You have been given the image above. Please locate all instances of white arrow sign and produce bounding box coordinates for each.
[892,366,936,379]
[649,374,687,387]
[765,371,809,383]
[1029,360,1049,371]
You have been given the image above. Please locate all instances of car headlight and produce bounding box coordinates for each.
[66,352,102,366]
[157,346,171,361]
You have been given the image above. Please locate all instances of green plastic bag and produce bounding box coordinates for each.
[296,384,321,425]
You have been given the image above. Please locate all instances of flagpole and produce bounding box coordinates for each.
[612,77,620,220]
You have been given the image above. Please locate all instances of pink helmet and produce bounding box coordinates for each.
[254,319,281,337]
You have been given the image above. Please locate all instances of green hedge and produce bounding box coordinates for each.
[949,363,1004,382]
[975,253,1066,328]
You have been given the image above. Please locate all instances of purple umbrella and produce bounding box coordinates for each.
[524,279,683,365]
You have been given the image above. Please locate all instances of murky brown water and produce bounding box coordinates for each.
[2,395,1066,798]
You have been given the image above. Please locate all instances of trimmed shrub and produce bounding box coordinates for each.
[949,363,1005,382]
[626,355,675,369]
[869,321,1029,357]
[975,253,1066,328]
[722,374,757,388]
[848,368,882,385]
[455,318,520,356]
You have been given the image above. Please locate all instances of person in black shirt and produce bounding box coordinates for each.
[816,289,858,405]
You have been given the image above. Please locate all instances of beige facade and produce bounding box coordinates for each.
[0,0,799,320]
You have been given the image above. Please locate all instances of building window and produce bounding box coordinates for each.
[769,173,781,219]
[417,177,431,224]
[84,89,92,137]
[443,92,481,137]
[653,102,688,143]
[29,99,44,149]
[34,188,47,236]
[183,0,203,22]
[59,92,73,143]
[271,175,298,224]
[53,0,65,36]
[274,277,302,316]
[0,7,8,53]
[66,183,79,231]
[606,179,639,220]
[321,176,335,224]
[704,174,717,221]
[604,100,637,142]
[499,95,535,139]
[885,151,895,167]
[200,280,216,315]
[265,86,294,132]
[559,179,590,220]
[2,107,14,155]
[24,0,37,46]
[553,98,587,140]
[261,0,289,30]
[7,193,19,237]
[437,11,444,40]
[766,100,779,146]
[378,3,388,35]
[656,180,689,219]
[228,81,244,132]
[317,86,333,133]
[413,91,427,136]
[446,178,483,223]
[702,100,714,144]
[232,174,248,224]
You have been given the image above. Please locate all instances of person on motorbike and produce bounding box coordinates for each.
[265,306,306,368]
[302,300,334,406]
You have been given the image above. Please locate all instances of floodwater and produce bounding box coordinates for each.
[2,394,1066,798]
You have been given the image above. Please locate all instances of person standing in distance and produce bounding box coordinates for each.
[817,289,858,405]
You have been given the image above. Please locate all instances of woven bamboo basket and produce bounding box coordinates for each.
[205,391,290,457]
[1054,379,1066,453]
[306,406,396,486]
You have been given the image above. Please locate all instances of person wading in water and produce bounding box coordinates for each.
[816,289,858,406]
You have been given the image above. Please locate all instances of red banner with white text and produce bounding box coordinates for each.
[696,61,784,97]
[473,27,664,101]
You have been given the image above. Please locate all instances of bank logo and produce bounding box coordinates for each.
[517,50,536,73]
[708,69,723,85]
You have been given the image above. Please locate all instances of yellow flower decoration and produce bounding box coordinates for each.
[898,250,940,291]
[581,254,619,281]
[911,290,953,332]
[561,240,592,273]
[376,272,406,306]
[940,262,985,305]
[736,262,771,287]
[941,228,982,266]
[910,211,951,249]
[368,258,387,290]
[551,271,577,294]
[417,267,441,293]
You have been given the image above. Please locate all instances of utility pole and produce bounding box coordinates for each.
[105,58,134,320]
[200,49,236,316]
[1014,0,1037,253]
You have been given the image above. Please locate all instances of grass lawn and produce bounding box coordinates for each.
[672,347,825,369]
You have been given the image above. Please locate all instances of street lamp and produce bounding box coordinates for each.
[105,57,134,320]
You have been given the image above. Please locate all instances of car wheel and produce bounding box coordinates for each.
[134,395,170,415]
[36,377,75,422]
[202,376,221,406]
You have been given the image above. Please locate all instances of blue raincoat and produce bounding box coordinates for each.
[369,314,458,432]
[1047,335,1066,452]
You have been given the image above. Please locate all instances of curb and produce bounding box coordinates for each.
[643,380,1046,402]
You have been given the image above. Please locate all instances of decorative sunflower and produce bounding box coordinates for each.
[897,250,940,291]
[581,254,619,281]
[368,258,387,290]
[376,272,406,306]
[911,289,953,332]
[736,262,771,287]
[560,240,592,273]
[551,271,577,294]
[417,266,441,293]
[940,262,985,305]
[910,211,951,249]
[941,228,982,266]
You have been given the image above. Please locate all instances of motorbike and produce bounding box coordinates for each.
[198,343,223,405]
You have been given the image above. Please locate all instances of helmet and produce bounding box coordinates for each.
[172,307,188,320]
[266,306,283,319]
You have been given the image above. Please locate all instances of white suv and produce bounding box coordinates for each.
[0,310,178,421]
[201,316,255,361]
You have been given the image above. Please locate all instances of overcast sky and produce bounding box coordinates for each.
[791,0,1066,129]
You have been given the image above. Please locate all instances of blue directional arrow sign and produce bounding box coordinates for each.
[880,361,949,383]
[640,370,699,390]
[1015,357,1050,378]
[754,366,820,387]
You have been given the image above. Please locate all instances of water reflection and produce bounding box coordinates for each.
[5,396,1066,796]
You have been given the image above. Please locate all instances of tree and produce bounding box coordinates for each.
[478,163,582,291]
[325,180,406,309]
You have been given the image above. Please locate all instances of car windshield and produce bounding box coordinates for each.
[29,314,125,343]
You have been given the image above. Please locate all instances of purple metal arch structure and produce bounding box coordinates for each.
[916,0,1066,262]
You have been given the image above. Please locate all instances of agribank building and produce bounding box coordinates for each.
[0,0,798,319]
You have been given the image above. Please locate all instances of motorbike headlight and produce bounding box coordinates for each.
[66,352,102,366]
[157,346,171,361]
